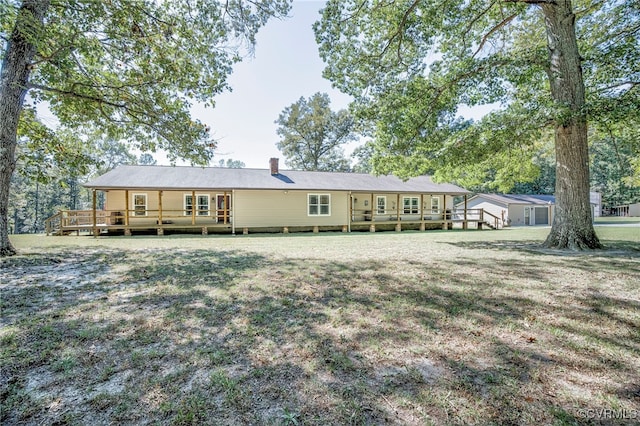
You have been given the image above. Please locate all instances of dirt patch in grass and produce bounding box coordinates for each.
[2,231,639,425]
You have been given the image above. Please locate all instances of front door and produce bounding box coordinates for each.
[216,194,231,223]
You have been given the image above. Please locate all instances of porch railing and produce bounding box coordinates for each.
[45,207,501,235]
[44,208,233,235]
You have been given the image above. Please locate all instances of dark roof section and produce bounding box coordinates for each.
[84,165,470,194]
[471,193,556,205]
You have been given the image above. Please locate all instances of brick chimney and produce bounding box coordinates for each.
[269,158,279,175]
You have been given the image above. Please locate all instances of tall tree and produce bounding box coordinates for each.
[0,0,290,255]
[275,92,356,171]
[9,121,140,233]
[315,0,639,249]
[351,141,375,173]
[217,158,246,168]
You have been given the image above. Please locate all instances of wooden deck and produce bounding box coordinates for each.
[45,208,502,236]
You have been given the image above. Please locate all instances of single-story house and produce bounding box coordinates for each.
[460,193,556,226]
[610,202,640,217]
[590,192,602,217]
[460,193,600,226]
[47,159,491,236]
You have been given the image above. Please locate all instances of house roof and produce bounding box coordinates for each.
[468,193,556,206]
[84,165,471,194]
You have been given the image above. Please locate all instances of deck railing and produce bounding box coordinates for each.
[45,208,233,235]
[45,207,501,235]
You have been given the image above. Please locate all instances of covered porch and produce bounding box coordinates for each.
[45,189,233,236]
[45,189,502,236]
[349,192,501,232]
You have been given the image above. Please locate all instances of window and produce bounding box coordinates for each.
[376,196,386,214]
[133,193,147,216]
[431,196,440,214]
[185,195,193,216]
[308,194,331,216]
[403,197,419,214]
[185,194,210,216]
[197,195,209,216]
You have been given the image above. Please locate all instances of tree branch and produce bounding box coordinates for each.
[595,81,639,93]
[380,0,421,63]
[26,83,126,108]
[464,1,497,47]
[503,0,557,4]
[473,13,519,57]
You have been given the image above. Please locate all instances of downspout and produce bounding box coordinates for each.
[92,189,97,237]
[348,191,351,232]
[158,190,163,235]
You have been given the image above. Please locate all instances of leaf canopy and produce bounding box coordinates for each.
[275,92,356,172]
[314,0,639,188]
[1,0,291,165]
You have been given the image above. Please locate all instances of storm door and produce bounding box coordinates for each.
[216,194,231,223]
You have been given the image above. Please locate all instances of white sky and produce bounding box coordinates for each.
[187,0,352,169]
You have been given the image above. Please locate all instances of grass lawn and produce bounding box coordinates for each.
[1,226,639,425]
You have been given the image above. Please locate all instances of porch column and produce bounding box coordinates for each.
[396,193,401,232]
[191,190,196,225]
[463,194,468,230]
[124,190,130,226]
[370,193,375,222]
[124,190,131,236]
[370,193,375,232]
[224,191,228,224]
[157,191,164,235]
[442,194,448,230]
[92,189,97,237]
[420,194,425,231]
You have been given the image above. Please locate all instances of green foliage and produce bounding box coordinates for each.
[628,157,640,187]
[217,158,245,168]
[3,0,291,165]
[351,141,375,173]
[314,0,639,189]
[138,153,157,166]
[275,92,357,171]
[16,108,94,184]
[10,119,140,233]
[590,124,640,207]
[1,0,290,247]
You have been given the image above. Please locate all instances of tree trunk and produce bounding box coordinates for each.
[540,0,602,250]
[0,0,50,256]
